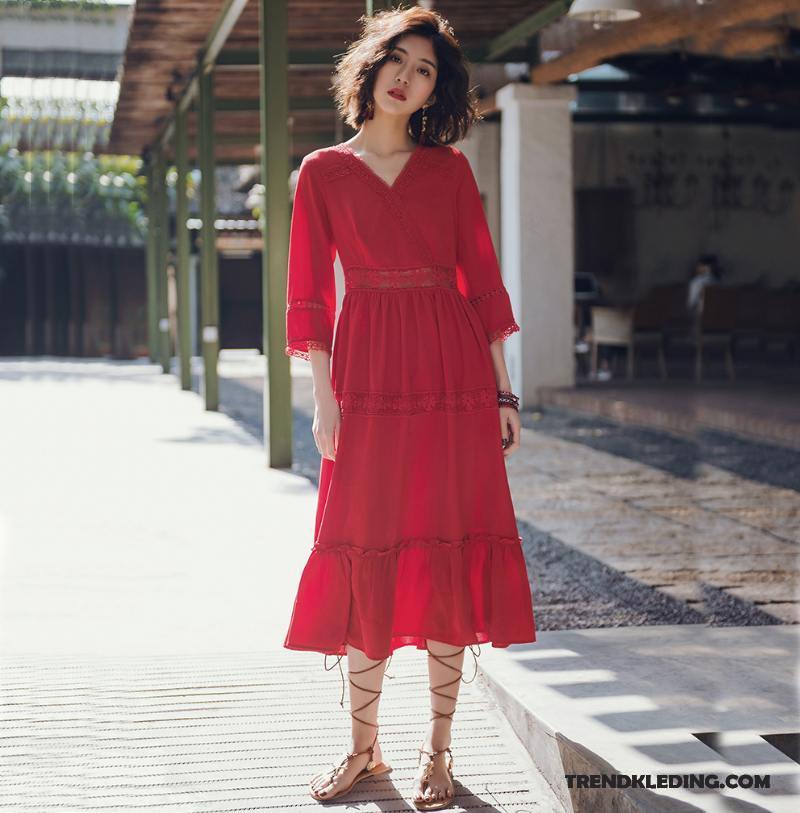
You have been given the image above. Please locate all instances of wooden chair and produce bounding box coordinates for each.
[732,285,770,352]
[699,286,737,381]
[631,287,668,379]
[589,305,634,380]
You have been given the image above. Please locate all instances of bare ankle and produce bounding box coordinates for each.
[426,722,452,751]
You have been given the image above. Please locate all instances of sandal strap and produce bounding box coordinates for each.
[323,734,378,784]
[419,745,452,759]
[325,651,393,709]
[322,653,389,766]
[323,719,381,784]
[426,643,481,722]
[417,744,454,787]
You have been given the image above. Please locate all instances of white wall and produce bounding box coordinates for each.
[573,122,800,294]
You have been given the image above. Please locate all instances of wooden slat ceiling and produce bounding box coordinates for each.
[107,0,559,161]
[108,0,800,163]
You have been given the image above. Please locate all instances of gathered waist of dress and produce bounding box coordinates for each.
[343,264,457,292]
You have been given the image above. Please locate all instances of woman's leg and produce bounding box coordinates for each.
[413,639,465,804]
[310,644,388,797]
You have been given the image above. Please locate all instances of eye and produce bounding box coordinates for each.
[390,54,401,63]
[419,68,430,77]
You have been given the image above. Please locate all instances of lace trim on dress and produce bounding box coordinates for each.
[285,340,331,360]
[489,322,521,343]
[311,532,523,559]
[469,287,505,306]
[338,386,498,415]
[287,300,334,312]
[344,265,457,291]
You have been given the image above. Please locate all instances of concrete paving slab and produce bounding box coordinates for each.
[478,626,800,813]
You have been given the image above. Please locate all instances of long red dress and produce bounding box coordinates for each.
[282,140,536,661]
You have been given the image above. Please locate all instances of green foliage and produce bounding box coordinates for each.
[0,146,147,244]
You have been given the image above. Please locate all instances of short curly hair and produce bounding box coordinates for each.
[331,5,481,146]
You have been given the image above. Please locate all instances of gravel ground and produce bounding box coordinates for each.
[520,405,800,493]
[520,518,785,631]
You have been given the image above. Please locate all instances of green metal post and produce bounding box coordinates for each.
[259,0,292,468]
[198,64,220,410]
[144,160,159,362]
[153,148,171,373]
[175,104,192,390]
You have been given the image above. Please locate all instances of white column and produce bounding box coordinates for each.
[496,83,576,406]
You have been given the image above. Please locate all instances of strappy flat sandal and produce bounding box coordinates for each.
[412,643,481,811]
[309,655,393,803]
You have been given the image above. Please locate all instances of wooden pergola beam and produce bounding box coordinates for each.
[485,0,571,61]
[717,27,789,58]
[532,0,800,85]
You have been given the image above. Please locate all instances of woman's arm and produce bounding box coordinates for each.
[489,339,512,391]
[453,149,520,346]
[454,148,521,457]
[285,154,337,360]
[308,347,340,461]
[284,153,341,461]
[489,340,521,457]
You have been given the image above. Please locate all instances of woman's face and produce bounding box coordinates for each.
[371,33,438,120]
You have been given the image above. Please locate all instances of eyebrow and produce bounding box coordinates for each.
[393,45,437,71]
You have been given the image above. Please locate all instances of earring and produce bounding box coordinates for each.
[366,99,374,120]
[421,105,428,143]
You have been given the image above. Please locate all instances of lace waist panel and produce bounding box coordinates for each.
[344,264,457,292]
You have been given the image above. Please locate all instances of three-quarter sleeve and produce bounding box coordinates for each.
[454,150,520,344]
[285,154,337,360]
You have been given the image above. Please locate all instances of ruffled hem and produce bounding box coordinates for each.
[284,632,528,658]
[283,533,537,661]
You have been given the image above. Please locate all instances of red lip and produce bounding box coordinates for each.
[388,89,406,101]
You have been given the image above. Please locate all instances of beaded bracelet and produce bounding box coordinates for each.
[497,389,519,411]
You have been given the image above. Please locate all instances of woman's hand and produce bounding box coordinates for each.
[500,406,521,458]
[313,389,341,461]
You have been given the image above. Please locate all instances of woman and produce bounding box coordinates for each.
[282,6,537,809]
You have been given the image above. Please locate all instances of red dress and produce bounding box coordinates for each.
[283,141,537,661]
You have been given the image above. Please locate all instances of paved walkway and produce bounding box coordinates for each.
[0,357,559,812]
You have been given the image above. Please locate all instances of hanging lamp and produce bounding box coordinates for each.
[567,0,642,29]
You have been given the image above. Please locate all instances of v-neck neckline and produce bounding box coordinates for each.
[337,141,423,193]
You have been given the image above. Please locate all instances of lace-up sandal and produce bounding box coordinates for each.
[309,656,393,802]
[412,643,481,810]
[415,745,455,811]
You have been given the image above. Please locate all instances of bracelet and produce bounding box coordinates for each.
[497,389,519,411]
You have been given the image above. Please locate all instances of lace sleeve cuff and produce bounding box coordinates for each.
[285,340,332,360]
[468,287,519,344]
[285,300,335,360]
